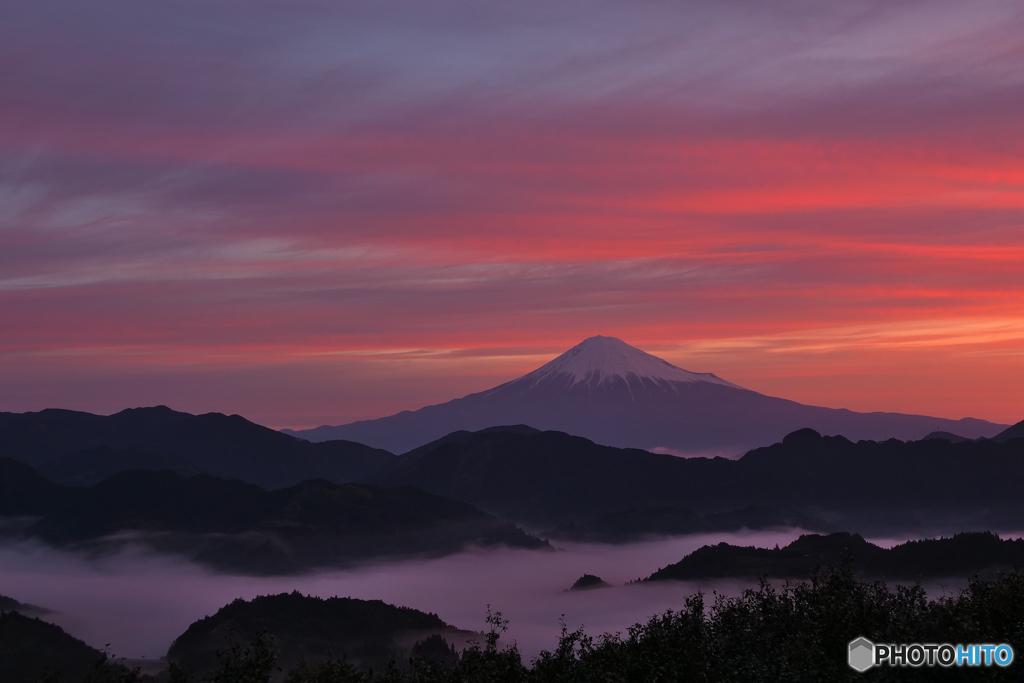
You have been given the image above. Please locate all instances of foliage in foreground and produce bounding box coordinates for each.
[36,566,1024,682]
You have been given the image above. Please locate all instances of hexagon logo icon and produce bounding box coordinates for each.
[848,637,875,672]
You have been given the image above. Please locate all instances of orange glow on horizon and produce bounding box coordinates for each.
[2,2,1023,429]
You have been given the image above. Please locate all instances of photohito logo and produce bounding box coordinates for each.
[849,638,1014,671]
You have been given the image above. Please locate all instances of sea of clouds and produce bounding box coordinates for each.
[1,527,1004,664]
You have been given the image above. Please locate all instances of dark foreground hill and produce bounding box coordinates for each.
[645,531,1024,581]
[0,610,111,683]
[159,568,1024,683]
[375,425,1024,536]
[0,406,394,489]
[0,459,547,574]
[168,592,472,676]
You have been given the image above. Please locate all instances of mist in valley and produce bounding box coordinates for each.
[2,529,821,663]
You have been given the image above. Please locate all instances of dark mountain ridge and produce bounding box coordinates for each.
[993,419,1024,443]
[37,446,204,486]
[374,424,1024,536]
[645,531,1024,581]
[0,458,547,574]
[0,458,67,516]
[286,336,1006,454]
[0,406,394,489]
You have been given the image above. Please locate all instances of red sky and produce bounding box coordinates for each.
[1,0,1022,428]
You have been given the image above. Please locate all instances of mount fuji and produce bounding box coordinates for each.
[285,336,1006,455]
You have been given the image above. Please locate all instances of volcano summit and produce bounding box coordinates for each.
[286,336,1004,455]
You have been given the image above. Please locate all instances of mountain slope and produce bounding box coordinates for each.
[0,459,547,574]
[37,446,204,486]
[992,419,1024,443]
[373,425,1024,535]
[645,532,1024,581]
[168,592,471,675]
[0,611,108,683]
[287,336,1005,454]
[0,457,68,516]
[0,406,394,489]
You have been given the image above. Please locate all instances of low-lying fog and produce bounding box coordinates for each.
[0,529,991,664]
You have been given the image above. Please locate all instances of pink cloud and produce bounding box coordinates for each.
[2,0,1023,427]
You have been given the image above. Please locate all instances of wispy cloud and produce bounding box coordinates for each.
[1,0,1023,425]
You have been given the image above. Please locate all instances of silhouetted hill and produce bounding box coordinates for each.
[375,427,697,523]
[0,460,547,573]
[37,446,204,486]
[0,593,51,618]
[0,457,67,516]
[0,406,394,489]
[645,531,1024,581]
[0,610,107,683]
[568,574,610,590]
[992,419,1024,443]
[167,592,473,675]
[921,430,973,443]
[375,425,1024,536]
[735,427,1024,517]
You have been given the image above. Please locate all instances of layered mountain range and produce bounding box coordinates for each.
[286,336,1006,454]
[0,458,546,573]
[0,405,392,489]
[369,423,1024,536]
[1,387,1020,544]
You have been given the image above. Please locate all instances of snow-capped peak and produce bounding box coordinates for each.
[514,336,741,389]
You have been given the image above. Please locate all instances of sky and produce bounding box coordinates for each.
[1,0,1022,428]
